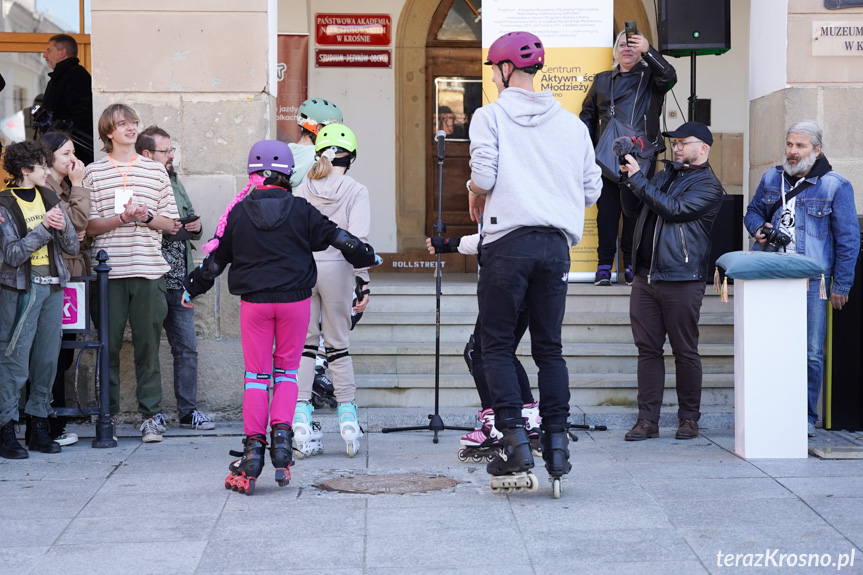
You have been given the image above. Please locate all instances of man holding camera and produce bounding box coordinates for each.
[744,120,860,437]
[136,126,215,430]
[618,121,723,441]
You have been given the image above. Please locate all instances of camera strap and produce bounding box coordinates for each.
[766,177,812,223]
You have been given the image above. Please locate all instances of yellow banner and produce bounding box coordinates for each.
[481,46,612,277]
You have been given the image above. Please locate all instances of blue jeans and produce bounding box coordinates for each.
[164,288,199,415]
[807,282,828,425]
[0,283,64,425]
[477,229,571,429]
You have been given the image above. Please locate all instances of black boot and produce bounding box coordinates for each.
[28,416,61,454]
[270,423,293,487]
[0,420,29,459]
[540,426,572,478]
[486,424,534,476]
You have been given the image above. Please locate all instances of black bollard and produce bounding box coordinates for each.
[91,250,116,448]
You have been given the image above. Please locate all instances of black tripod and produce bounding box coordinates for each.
[382,131,473,443]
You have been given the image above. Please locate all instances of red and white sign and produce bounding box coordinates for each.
[315,49,391,68]
[315,13,391,46]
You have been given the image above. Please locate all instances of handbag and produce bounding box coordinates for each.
[594,75,657,180]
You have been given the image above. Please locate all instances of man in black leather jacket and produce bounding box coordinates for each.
[618,121,723,442]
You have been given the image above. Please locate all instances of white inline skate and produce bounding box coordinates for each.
[522,402,543,457]
[338,401,363,458]
[458,408,502,463]
[292,401,324,459]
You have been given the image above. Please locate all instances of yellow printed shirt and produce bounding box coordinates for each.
[11,188,49,266]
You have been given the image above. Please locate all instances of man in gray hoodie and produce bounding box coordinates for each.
[467,31,602,494]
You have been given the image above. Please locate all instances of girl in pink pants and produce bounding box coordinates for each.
[182,139,379,495]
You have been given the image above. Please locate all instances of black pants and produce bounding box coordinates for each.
[478,230,570,428]
[629,275,705,422]
[596,176,636,268]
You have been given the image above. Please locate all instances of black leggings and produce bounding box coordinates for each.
[468,310,534,409]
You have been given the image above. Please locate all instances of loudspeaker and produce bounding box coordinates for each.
[659,0,731,57]
[705,194,743,282]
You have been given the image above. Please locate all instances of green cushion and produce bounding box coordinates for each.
[716,251,824,280]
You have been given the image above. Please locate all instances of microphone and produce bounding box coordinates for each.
[435,130,446,161]
[612,136,636,166]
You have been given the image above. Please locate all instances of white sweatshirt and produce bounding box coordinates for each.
[469,87,602,247]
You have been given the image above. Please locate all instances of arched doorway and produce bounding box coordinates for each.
[394,0,651,256]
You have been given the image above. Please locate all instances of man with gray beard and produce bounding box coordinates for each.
[744,120,860,437]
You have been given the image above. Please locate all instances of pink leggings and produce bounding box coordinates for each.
[240,299,311,436]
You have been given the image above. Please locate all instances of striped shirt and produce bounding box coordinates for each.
[85,155,179,279]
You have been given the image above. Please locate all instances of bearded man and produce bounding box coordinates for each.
[744,120,860,437]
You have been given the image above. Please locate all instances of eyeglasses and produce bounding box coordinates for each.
[152,147,176,155]
[672,140,701,149]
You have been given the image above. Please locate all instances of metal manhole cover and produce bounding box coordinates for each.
[314,473,459,494]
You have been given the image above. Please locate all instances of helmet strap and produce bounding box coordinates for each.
[498,62,515,89]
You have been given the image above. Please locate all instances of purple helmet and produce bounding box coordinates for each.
[485,31,545,70]
[247,140,294,176]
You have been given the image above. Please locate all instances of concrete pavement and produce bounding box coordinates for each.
[2,408,862,575]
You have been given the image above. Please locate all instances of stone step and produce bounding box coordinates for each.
[349,342,734,376]
[352,311,733,344]
[353,373,734,409]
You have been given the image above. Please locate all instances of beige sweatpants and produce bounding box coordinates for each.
[297,259,358,403]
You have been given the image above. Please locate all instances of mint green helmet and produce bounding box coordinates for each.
[297,98,343,135]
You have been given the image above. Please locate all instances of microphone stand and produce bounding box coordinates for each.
[382,131,473,443]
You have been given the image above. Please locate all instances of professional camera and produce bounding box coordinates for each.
[761,226,792,253]
[30,105,55,133]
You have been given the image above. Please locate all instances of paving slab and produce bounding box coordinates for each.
[1,409,862,575]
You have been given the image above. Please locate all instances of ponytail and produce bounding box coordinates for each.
[201,178,253,254]
[306,148,336,180]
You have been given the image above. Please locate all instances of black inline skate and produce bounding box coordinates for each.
[225,434,267,495]
[487,424,538,494]
[269,423,293,487]
[311,354,337,409]
[541,425,572,499]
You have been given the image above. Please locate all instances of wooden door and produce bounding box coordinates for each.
[425,0,482,240]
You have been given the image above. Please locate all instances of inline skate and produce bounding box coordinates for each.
[225,434,267,495]
[487,424,538,494]
[269,423,293,487]
[311,354,337,410]
[338,401,363,458]
[457,408,501,463]
[522,402,543,457]
[541,426,572,499]
[293,401,324,459]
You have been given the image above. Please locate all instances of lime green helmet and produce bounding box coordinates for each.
[297,98,342,135]
[315,123,357,157]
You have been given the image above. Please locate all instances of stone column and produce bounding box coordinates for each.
[90,0,276,415]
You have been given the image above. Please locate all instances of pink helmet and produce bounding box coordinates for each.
[485,31,545,70]
[247,140,294,176]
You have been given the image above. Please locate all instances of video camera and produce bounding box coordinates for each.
[760,226,792,253]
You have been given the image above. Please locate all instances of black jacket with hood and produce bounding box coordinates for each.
[183,186,374,303]
[620,162,724,282]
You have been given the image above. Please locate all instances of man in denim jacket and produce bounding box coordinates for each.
[744,120,860,437]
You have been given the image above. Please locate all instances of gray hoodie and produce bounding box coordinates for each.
[293,173,371,282]
[469,88,602,247]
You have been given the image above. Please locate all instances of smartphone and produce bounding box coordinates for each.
[625,21,638,44]
[178,214,200,225]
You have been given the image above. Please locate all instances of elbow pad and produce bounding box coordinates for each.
[182,255,224,298]
[330,228,379,268]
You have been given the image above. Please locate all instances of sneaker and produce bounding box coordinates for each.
[140,417,164,443]
[594,265,612,286]
[54,432,79,446]
[179,410,216,430]
[153,413,167,434]
[808,423,816,437]
[624,265,634,286]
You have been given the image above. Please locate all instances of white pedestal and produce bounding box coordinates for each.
[734,278,809,459]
